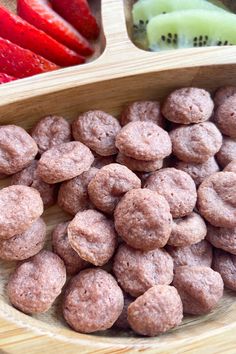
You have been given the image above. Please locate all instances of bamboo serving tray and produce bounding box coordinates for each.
[1,0,236,353]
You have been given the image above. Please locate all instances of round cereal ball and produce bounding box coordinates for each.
[11,160,57,208]
[88,163,141,214]
[144,168,197,218]
[198,172,236,228]
[37,141,94,184]
[114,188,172,251]
[162,87,214,124]
[224,160,236,173]
[170,122,222,163]
[213,249,236,291]
[68,209,117,266]
[136,171,152,187]
[7,250,66,314]
[127,285,183,337]
[0,218,46,261]
[174,157,220,187]
[0,185,43,240]
[58,167,98,215]
[114,293,134,330]
[115,121,172,161]
[206,224,236,255]
[31,115,71,155]
[120,100,165,127]
[214,86,236,107]
[214,94,236,137]
[72,110,121,156]
[52,222,89,275]
[173,266,223,315]
[63,268,124,333]
[166,240,213,270]
[92,155,115,169]
[216,137,236,168]
[116,152,163,172]
[113,244,174,297]
[0,125,38,175]
[167,212,207,247]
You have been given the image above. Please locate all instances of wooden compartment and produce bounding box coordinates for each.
[1,1,236,353]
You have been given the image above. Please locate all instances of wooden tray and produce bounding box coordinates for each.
[1,1,236,353]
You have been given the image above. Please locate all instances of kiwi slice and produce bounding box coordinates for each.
[132,0,226,49]
[146,9,236,51]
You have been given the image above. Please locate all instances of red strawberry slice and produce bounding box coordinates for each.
[0,6,85,67]
[0,73,16,84]
[51,0,100,40]
[17,0,93,56]
[0,37,59,78]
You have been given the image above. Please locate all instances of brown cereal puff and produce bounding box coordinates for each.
[7,250,66,314]
[31,115,71,155]
[11,160,57,208]
[206,224,236,255]
[224,160,236,173]
[120,100,165,127]
[92,155,115,169]
[167,212,207,247]
[173,266,223,315]
[113,244,174,297]
[214,94,236,138]
[63,268,124,333]
[162,88,214,124]
[0,185,43,240]
[0,218,46,261]
[198,172,236,228]
[127,285,183,337]
[114,293,134,330]
[116,152,163,172]
[0,125,38,175]
[88,163,141,214]
[68,210,117,266]
[144,168,197,218]
[136,171,152,187]
[58,167,98,215]
[166,240,213,270]
[213,249,236,291]
[37,142,94,184]
[115,121,172,161]
[175,157,220,187]
[214,86,236,107]
[170,122,222,163]
[52,222,89,275]
[114,188,172,251]
[72,110,121,156]
[216,137,236,168]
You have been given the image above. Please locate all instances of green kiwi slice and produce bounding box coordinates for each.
[146,9,236,51]
[132,0,227,49]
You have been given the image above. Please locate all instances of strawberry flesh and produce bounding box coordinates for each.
[17,0,93,56]
[51,0,100,40]
[0,37,59,78]
[0,73,16,84]
[0,6,85,67]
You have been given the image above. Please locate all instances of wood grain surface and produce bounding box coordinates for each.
[0,0,236,353]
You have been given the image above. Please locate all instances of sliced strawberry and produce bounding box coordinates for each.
[0,6,85,67]
[51,0,100,40]
[0,37,59,78]
[0,73,16,84]
[17,0,93,56]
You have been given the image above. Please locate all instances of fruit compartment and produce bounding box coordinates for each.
[1,62,236,354]
[124,0,236,52]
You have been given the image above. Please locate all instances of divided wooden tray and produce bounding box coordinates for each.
[1,1,236,353]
